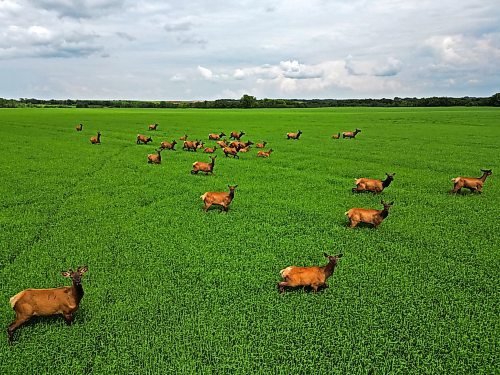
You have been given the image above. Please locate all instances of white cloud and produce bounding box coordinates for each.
[198,65,214,80]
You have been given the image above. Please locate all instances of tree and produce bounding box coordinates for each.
[240,94,257,108]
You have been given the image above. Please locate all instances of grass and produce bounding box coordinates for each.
[0,107,499,374]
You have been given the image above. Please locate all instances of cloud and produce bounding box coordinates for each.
[164,20,194,32]
[345,55,403,77]
[176,34,207,46]
[373,57,403,76]
[28,0,125,19]
[279,60,324,79]
[198,66,214,80]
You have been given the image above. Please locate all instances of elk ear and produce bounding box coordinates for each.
[380,200,385,205]
[336,253,343,258]
[61,271,71,277]
[323,252,329,258]
[77,266,88,274]
[390,201,394,205]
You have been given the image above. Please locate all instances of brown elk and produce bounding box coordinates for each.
[345,200,393,228]
[7,266,88,343]
[229,140,253,150]
[287,130,302,140]
[230,131,245,140]
[203,146,217,153]
[183,140,200,152]
[196,141,205,150]
[223,146,239,158]
[353,173,395,194]
[209,132,226,140]
[257,149,273,158]
[451,169,492,194]
[256,141,267,148]
[137,134,153,144]
[216,139,228,148]
[192,156,216,175]
[90,132,101,144]
[278,253,343,293]
[75,123,83,131]
[180,134,188,141]
[147,148,163,164]
[160,140,177,150]
[200,185,238,212]
[332,133,340,139]
[148,123,158,131]
[238,146,250,153]
[342,129,361,139]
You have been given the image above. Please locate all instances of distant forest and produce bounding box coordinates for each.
[1,93,499,108]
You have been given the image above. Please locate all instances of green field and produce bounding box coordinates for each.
[0,107,499,374]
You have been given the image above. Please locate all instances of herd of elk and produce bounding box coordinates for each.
[230,131,245,140]
[7,266,88,343]
[345,200,393,228]
[200,185,237,212]
[287,130,302,140]
[75,123,83,131]
[343,129,361,139]
[148,123,158,131]
[136,134,153,145]
[90,132,101,144]
[451,169,492,194]
[147,148,163,164]
[160,140,177,150]
[257,149,273,158]
[278,253,343,293]
[353,173,395,194]
[192,156,216,175]
[209,132,226,140]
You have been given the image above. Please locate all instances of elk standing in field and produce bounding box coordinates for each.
[230,131,245,140]
[180,134,188,141]
[451,169,492,194]
[90,132,101,144]
[256,141,267,148]
[160,140,177,150]
[345,200,393,228]
[352,173,395,194]
[287,130,302,140]
[342,129,361,139]
[257,149,273,158]
[192,156,216,175]
[209,132,226,140]
[200,185,238,212]
[278,253,343,293]
[183,140,200,152]
[223,146,239,158]
[332,133,340,139]
[148,123,158,131]
[7,266,88,343]
[137,134,153,145]
[75,123,83,132]
[147,148,163,164]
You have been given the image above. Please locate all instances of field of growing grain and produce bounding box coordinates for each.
[0,107,498,374]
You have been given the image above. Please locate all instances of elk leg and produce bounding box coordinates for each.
[349,220,359,228]
[63,314,74,326]
[7,316,29,343]
[278,282,289,293]
[204,203,211,212]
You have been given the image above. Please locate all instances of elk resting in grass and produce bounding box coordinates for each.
[353,173,395,194]
[7,266,88,343]
[345,200,393,228]
[278,253,343,293]
[451,169,492,194]
[148,148,163,164]
[287,130,302,140]
[180,134,188,141]
[137,134,153,144]
[192,156,216,175]
[90,132,101,144]
[200,185,238,212]
[256,141,267,148]
[257,149,273,158]
[75,123,83,131]
[332,133,340,139]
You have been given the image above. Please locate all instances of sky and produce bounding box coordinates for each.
[0,0,499,100]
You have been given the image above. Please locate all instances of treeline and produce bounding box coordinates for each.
[1,93,499,109]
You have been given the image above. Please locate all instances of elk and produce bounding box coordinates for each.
[332,133,340,139]
[287,130,302,140]
[223,146,239,158]
[75,123,83,131]
[137,134,153,145]
[203,146,217,153]
[209,132,226,140]
[238,146,250,153]
[256,141,267,148]
[7,266,88,343]
[148,123,159,131]
[196,140,205,150]
[342,129,361,139]
[90,132,101,144]
[257,149,273,158]
[451,169,492,194]
[278,253,343,293]
[180,134,188,141]
[200,185,237,212]
[230,140,253,150]
[147,148,163,164]
[216,139,228,148]
[160,140,177,150]
[352,173,395,194]
[183,140,200,152]
[192,156,216,175]
[345,200,393,228]
[230,131,245,140]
